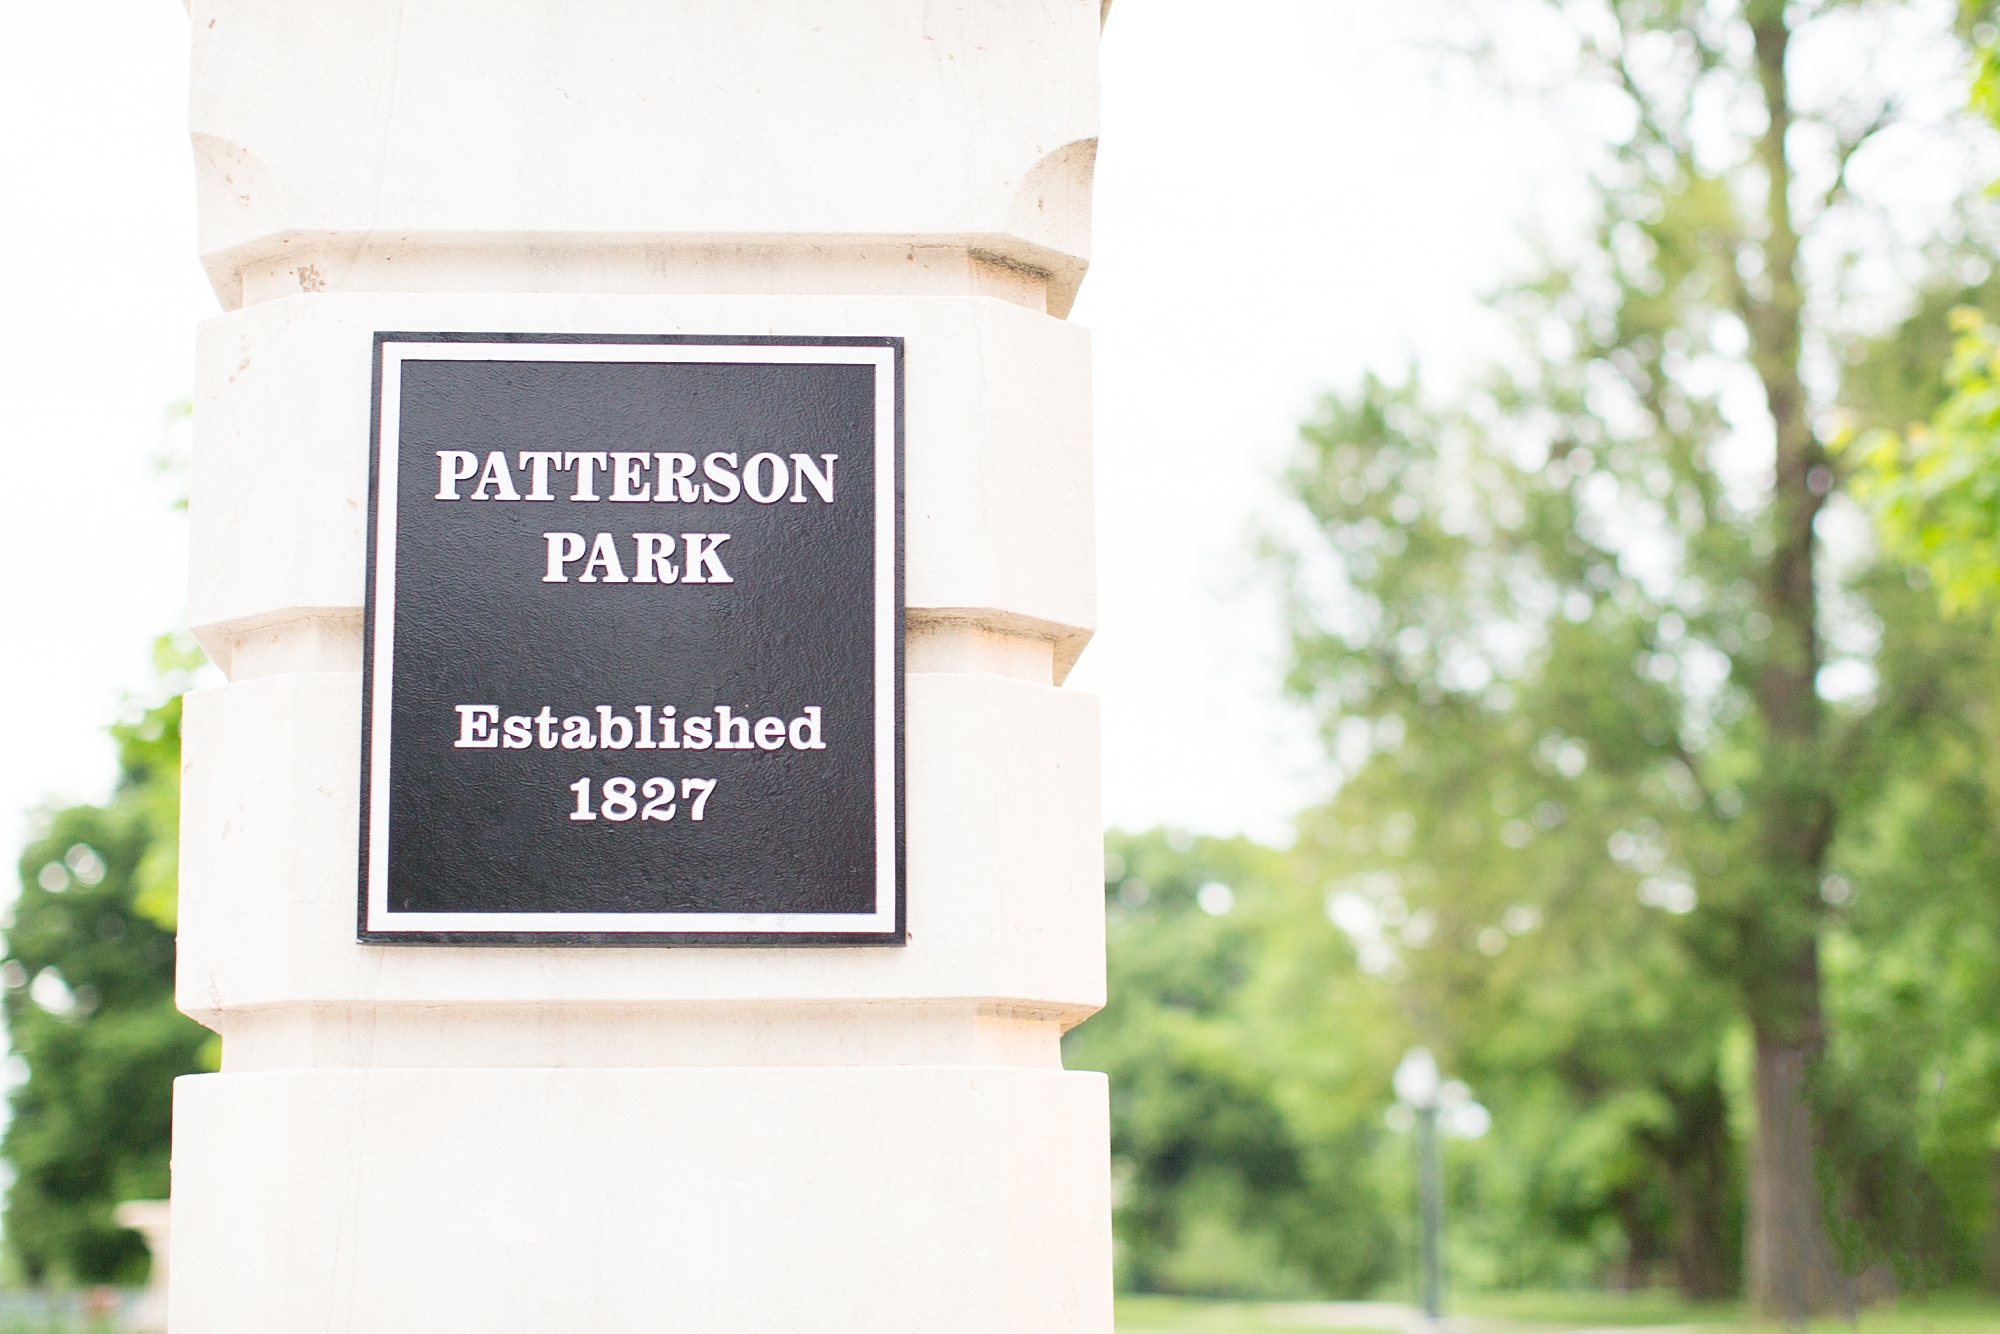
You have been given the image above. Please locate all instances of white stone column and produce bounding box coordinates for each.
[170,4,1108,1331]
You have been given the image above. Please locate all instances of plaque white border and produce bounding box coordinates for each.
[362,338,900,940]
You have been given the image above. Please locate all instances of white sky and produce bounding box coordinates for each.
[0,2,216,855]
[1068,2,1580,841]
[0,1,1585,858]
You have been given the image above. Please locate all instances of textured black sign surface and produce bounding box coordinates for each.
[359,334,903,944]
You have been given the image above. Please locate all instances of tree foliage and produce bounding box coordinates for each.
[1085,269,2000,1298]
[1840,17,2000,606]
[3,637,211,1285]
[1848,309,2000,614]
[1243,0,2000,1311]
[1067,830,1406,1298]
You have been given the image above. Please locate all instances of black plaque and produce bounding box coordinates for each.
[358,334,904,945]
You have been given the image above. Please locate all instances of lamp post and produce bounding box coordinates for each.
[1393,1048,1446,1322]
[1391,1049,1490,1323]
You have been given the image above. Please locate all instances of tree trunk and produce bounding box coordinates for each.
[1746,1031,1843,1319]
[1741,4,1843,1318]
[1665,1080,1734,1301]
[1615,1185,1657,1291]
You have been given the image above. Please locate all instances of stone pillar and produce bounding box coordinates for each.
[170,4,1107,1331]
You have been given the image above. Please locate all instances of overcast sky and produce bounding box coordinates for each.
[0,2,1598,856]
[1070,2,1585,840]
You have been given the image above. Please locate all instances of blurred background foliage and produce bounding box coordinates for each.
[1071,0,2000,1313]
[1,637,210,1286]
[1079,744,2000,1300]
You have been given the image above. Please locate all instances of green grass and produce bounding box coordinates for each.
[1114,1292,2000,1333]
[1453,1287,1737,1325]
[1115,1295,1402,1332]
[1458,1289,2000,1332]
[1742,1293,2000,1334]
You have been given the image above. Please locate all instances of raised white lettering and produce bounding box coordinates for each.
[654,453,698,503]
[631,534,678,584]
[641,778,676,820]
[468,452,521,501]
[789,706,826,750]
[609,453,652,502]
[518,451,562,500]
[681,777,717,821]
[435,451,479,500]
[564,451,610,501]
[544,536,584,580]
[542,532,585,582]
[454,705,499,748]
[744,453,787,504]
[714,706,752,750]
[454,702,828,762]
[577,532,630,584]
[701,452,741,503]
[681,533,733,584]
[595,706,634,750]
[599,777,638,821]
[789,453,837,503]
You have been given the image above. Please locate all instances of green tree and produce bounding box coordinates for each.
[1064,830,1405,1297]
[1812,571,2000,1293]
[1845,34,2000,610]
[1276,378,1745,1296]
[1270,1,1999,1314]
[1817,288,2000,1295]
[1847,308,2000,613]
[1832,39,2000,1297]
[4,637,211,1285]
